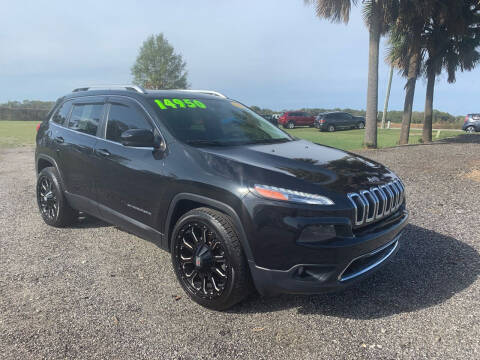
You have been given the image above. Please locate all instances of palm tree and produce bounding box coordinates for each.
[306,0,399,148]
[389,0,432,145]
[422,0,480,142]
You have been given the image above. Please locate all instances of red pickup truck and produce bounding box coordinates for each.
[278,111,315,129]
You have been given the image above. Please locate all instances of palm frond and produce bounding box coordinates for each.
[305,0,357,23]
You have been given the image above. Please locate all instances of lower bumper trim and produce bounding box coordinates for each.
[338,236,399,282]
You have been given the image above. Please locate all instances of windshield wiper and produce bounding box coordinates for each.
[248,138,291,145]
[185,140,226,146]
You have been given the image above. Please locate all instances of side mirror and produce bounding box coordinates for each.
[120,129,154,147]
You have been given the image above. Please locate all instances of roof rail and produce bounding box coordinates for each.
[72,85,147,94]
[174,89,227,98]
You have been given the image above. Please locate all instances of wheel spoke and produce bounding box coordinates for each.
[202,276,207,294]
[190,272,201,290]
[190,229,199,243]
[214,267,227,278]
[214,255,225,263]
[182,237,194,250]
[183,264,195,276]
[180,254,193,263]
[210,275,220,292]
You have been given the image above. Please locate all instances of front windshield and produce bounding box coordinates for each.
[150,97,293,146]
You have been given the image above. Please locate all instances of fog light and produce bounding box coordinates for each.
[297,224,336,245]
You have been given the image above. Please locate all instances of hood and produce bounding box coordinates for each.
[194,139,398,194]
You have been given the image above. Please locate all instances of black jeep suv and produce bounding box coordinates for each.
[315,112,366,132]
[35,85,408,310]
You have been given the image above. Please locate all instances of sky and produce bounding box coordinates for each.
[1,0,477,115]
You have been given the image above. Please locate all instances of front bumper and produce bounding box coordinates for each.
[249,210,408,296]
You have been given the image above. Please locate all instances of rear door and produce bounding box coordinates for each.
[325,113,338,128]
[93,96,166,228]
[299,112,310,126]
[296,112,307,126]
[288,112,298,125]
[336,113,348,128]
[343,113,355,128]
[56,96,106,211]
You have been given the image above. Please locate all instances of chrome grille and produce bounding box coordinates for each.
[348,179,405,226]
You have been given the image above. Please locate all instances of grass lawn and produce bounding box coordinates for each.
[0,120,461,151]
[0,121,40,148]
[284,127,461,151]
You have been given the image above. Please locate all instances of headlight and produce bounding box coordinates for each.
[252,184,334,205]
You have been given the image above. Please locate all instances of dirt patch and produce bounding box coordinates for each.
[465,169,480,182]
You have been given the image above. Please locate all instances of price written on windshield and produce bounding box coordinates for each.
[155,99,207,110]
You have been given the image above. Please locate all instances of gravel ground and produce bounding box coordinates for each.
[1,135,479,359]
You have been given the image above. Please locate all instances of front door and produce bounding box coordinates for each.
[93,96,166,229]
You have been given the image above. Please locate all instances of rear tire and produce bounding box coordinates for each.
[36,167,78,227]
[357,122,365,129]
[466,126,475,133]
[171,207,252,310]
[286,122,295,129]
[328,125,336,132]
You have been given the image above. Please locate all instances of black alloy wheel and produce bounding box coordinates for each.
[175,222,229,299]
[171,208,251,310]
[38,175,58,221]
[36,167,78,227]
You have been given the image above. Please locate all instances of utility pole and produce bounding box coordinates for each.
[381,65,394,129]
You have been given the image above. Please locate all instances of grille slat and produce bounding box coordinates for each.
[348,180,405,226]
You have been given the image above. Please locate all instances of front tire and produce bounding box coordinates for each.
[285,121,295,129]
[466,126,475,133]
[171,207,252,310]
[36,167,78,227]
[357,122,365,129]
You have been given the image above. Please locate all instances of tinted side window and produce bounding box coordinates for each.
[52,101,72,125]
[106,102,152,143]
[68,104,104,136]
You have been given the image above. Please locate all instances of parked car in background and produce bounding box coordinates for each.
[463,114,480,133]
[278,111,315,129]
[315,112,365,132]
[261,114,278,126]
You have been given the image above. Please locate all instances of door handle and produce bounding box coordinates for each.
[95,149,111,157]
[54,136,64,144]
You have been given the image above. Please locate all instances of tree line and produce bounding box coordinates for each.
[0,100,54,121]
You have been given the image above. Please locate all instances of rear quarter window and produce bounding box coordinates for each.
[51,101,72,126]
